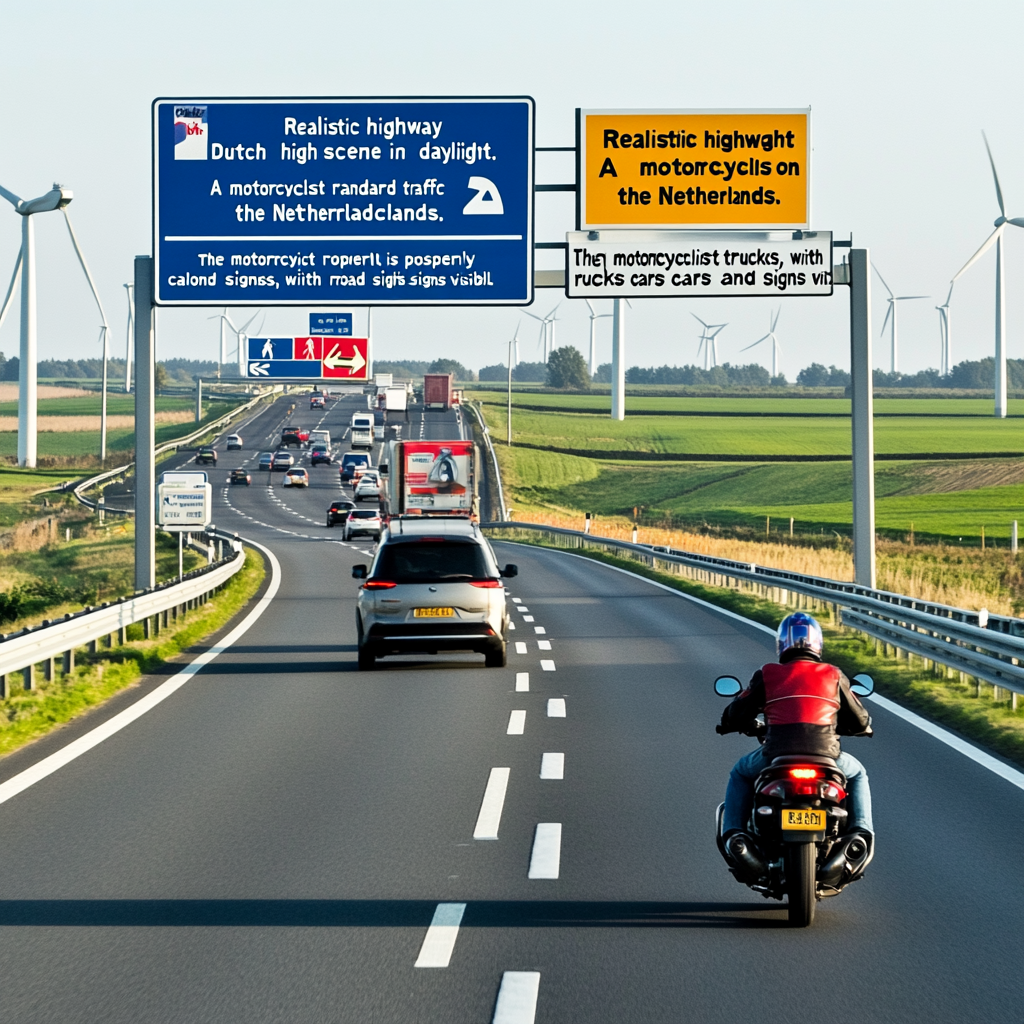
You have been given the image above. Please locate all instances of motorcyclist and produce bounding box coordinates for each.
[717,611,874,864]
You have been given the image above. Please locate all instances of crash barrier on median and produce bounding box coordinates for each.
[72,388,279,517]
[481,521,1024,699]
[0,527,246,698]
[463,403,508,522]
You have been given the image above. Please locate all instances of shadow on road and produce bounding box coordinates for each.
[0,899,786,929]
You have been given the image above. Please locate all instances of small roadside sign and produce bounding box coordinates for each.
[565,230,833,298]
[309,313,352,336]
[158,483,212,529]
[246,337,370,380]
[578,109,810,230]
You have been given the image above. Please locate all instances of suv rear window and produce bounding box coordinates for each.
[374,541,492,583]
[350,510,380,519]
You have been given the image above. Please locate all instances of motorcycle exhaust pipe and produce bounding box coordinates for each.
[726,833,768,883]
[821,832,872,886]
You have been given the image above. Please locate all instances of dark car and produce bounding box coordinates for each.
[257,451,275,471]
[327,499,356,528]
[310,445,333,467]
[339,452,371,481]
[230,468,251,485]
[272,450,295,471]
[195,447,217,465]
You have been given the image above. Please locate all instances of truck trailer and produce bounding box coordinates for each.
[380,439,478,519]
[422,373,453,410]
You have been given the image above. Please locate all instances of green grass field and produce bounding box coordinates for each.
[0,396,194,418]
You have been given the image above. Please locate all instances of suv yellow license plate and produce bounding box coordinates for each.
[781,809,826,830]
[414,607,455,618]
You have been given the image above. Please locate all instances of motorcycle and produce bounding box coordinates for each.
[713,672,875,927]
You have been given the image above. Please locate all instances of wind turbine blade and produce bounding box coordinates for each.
[254,313,266,335]
[953,225,1002,280]
[239,310,261,333]
[895,295,930,301]
[546,302,562,319]
[585,299,595,316]
[61,210,108,327]
[770,307,780,332]
[0,247,23,334]
[982,131,1006,219]
[691,313,710,327]
[740,336,768,352]
[523,311,543,322]
[1007,218,1024,228]
[871,263,894,298]
[880,302,893,336]
[945,281,955,306]
[0,183,23,208]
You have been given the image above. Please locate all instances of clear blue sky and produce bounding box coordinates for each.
[1,0,1021,379]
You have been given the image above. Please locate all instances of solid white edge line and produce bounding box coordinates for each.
[414,902,467,968]
[540,752,564,779]
[507,710,526,735]
[507,542,1024,793]
[0,536,282,808]
[528,823,562,879]
[473,767,510,840]
[515,672,529,692]
[547,698,566,717]
[493,971,541,1024]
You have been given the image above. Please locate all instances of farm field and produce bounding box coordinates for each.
[494,443,1024,545]
[473,391,1024,417]
[480,404,1024,456]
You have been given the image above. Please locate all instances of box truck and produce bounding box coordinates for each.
[423,373,453,410]
[380,439,478,518]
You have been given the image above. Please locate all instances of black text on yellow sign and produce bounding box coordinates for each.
[578,109,810,229]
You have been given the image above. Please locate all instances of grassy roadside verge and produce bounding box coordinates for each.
[0,544,266,759]
[502,537,1024,771]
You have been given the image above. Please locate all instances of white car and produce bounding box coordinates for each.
[283,468,309,487]
[225,434,243,450]
[344,508,382,541]
[352,517,516,670]
[354,472,381,502]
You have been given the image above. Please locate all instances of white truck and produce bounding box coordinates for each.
[309,429,331,450]
[350,413,374,450]
[379,439,478,517]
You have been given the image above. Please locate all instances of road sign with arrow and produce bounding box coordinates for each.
[245,337,369,380]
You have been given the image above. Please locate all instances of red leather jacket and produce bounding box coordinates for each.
[719,652,872,759]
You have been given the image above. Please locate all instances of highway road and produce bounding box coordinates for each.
[0,392,1022,1022]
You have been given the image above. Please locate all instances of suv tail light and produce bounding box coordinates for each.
[362,580,396,590]
[470,580,502,588]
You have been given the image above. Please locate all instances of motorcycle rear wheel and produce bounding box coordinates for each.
[784,843,816,927]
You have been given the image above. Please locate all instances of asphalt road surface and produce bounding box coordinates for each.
[0,393,1022,1023]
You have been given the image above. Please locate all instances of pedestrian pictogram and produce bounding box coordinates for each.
[246,337,369,380]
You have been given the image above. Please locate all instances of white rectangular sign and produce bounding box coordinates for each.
[158,483,212,528]
[565,229,833,298]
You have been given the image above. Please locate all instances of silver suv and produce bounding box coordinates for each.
[352,517,517,671]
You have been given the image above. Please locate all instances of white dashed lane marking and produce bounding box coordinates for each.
[547,698,565,716]
[506,710,526,735]
[528,823,562,880]
[515,672,529,692]
[522,615,534,622]
[515,642,528,655]
[511,598,521,604]
[508,620,515,630]
[414,902,466,969]
[492,972,541,1024]
[473,767,510,841]
[541,660,556,673]
[534,627,546,635]
[540,753,564,779]
[538,641,552,651]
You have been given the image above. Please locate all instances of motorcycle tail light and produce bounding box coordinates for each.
[761,781,790,799]
[789,767,821,780]
[796,783,819,796]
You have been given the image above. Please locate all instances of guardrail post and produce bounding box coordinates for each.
[849,248,877,589]
[23,664,34,691]
[62,649,74,674]
[144,616,151,639]
[134,254,156,592]
[44,656,54,681]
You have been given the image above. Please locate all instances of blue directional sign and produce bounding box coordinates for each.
[153,97,535,306]
[309,313,352,336]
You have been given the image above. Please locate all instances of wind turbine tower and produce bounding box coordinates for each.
[872,264,928,374]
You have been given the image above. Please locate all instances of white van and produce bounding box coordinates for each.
[310,429,331,449]
[350,413,374,451]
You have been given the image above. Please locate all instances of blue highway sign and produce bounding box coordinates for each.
[309,313,352,335]
[153,97,534,306]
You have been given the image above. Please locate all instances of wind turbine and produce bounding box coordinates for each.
[584,299,613,376]
[692,314,727,370]
[0,180,76,467]
[936,282,954,377]
[209,309,263,375]
[951,131,1024,417]
[506,321,521,445]
[872,264,928,374]
[123,283,134,392]
[741,307,783,377]
[524,302,560,361]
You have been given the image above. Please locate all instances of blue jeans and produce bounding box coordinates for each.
[723,747,873,835]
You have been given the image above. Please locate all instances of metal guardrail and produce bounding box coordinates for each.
[465,402,508,522]
[0,528,247,695]
[72,389,276,516]
[482,521,1024,695]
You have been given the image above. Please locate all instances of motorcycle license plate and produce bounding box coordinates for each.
[414,607,455,617]
[781,809,826,831]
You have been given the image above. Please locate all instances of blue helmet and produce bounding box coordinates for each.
[776,612,823,659]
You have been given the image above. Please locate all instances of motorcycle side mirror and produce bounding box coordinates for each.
[352,564,368,579]
[501,564,518,578]
[851,673,874,697]
[714,675,743,697]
